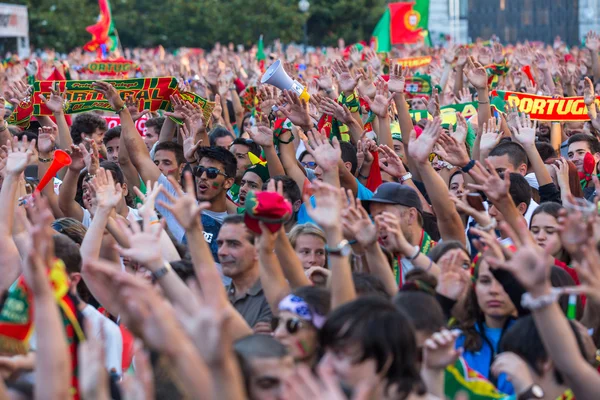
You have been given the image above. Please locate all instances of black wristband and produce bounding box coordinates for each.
[461,159,476,173]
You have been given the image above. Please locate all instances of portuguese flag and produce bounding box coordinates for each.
[372,1,430,52]
[84,0,119,53]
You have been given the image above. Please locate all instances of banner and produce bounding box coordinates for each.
[409,101,479,125]
[7,77,214,128]
[105,114,148,135]
[396,56,432,69]
[85,59,138,76]
[493,90,599,122]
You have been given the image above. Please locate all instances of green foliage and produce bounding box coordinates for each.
[5,0,388,52]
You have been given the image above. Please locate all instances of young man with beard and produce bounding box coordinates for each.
[217,215,272,328]
[95,82,237,263]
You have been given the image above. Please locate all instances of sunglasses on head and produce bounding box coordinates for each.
[302,161,317,169]
[230,139,255,148]
[193,166,228,179]
[271,316,305,334]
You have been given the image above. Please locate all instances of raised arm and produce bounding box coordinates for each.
[304,181,356,309]
[256,225,292,313]
[93,81,161,184]
[408,117,466,245]
[342,193,397,296]
[464,57,491,163]
[490,220,600,400]
[24,198,72,400]
[365,78,395,149]
[38,84,72,151]
[157,173,252,340]
[57,143,95,221]
[0,136,36,294]
[511,112,553,187]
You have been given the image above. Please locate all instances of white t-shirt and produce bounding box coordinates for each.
[81,305,123,375]
[81,206,142,229]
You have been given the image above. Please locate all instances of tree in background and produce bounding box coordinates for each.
[3,0,387,52]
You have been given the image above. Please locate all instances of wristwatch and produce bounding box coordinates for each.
[325,240,352,257]
[517,384,544,400]
[400,172,412,184]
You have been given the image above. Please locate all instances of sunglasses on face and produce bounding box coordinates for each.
[271,316,305,334]
[301,161,317,169]
[193,166,228,179]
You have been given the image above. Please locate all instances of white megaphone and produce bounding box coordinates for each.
[261,60,310,109]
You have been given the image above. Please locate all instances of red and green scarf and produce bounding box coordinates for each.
[393,229,436,287]
[0,259,85,399]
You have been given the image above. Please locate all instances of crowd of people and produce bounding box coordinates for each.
[1,34,600,400]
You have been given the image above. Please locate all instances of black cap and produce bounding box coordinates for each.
[362,182,423,214]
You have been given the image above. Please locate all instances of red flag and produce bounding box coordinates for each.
[389,2,423,45]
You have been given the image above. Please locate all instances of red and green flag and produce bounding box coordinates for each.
[84,0,119,54]
[371,1,430,52]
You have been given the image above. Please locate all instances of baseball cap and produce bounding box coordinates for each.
[361,182,423,214]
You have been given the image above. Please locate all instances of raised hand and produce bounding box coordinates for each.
[586,31,600,52]
[320,97,353,125]
[504,101,520,131]
[378,144,407,179]
[510,112,537,148]
[356,67,376,99]
[157,171,210,231]
[92,81,124,111]
[466,159,511,204]
[181,123,202,163]
[258,86,278,112]
[407,116,442,164]
[349,46,362,65]
[464,57,488,90]
[164,94,187,120]
[492,43,505,64]
[332,59,359,94]
[115,214,164,269]
[456,46,468,67]
[374,212,412,255]
[37,125,57,155]
[120,343,155,400]
[125,94,150,122]
[248,114,275,147]
[22,197,55,294]
[436,249,471,300]
[302,129,341,173]
[134,180,163,222]
[38,82,66,114]
[83,138,100,176]
[5,136,35,176]
[388,63,408,94]
[89,167,122,211]
[479,117,502,155]
[279,89,312,129]
[436,130,469,168]
[583,77,596,106]
[427,88,441,117]
[486,218,554,297]
[316,66,334,91]
[556,205,595,262]
[67,144,88,172]
[364,48,382,72]
[457,87,472,104]
[341,192,377,247]
[304,180,343,230]
[422,329,462,370]
[4,80,32,107]
[364,78,393,118]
